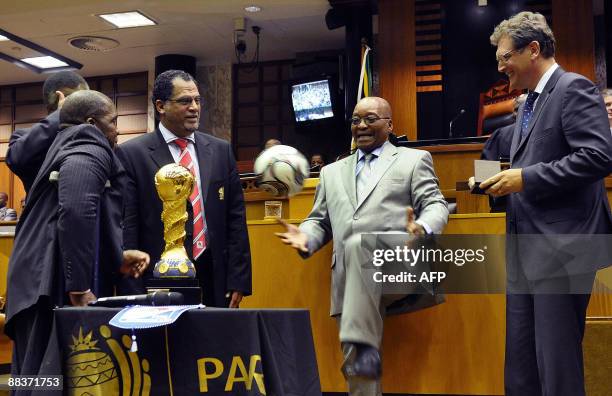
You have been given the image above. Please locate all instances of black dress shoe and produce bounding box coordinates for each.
[343,343,381,379]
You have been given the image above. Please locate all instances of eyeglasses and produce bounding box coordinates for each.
[167,96,201,106]
[496,47,524,64]
[350,116,390,126]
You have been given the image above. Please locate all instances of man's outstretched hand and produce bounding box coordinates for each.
[120,249,150,278]
[274,219,309,253]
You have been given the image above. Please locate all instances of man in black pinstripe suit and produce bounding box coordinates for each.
[5,91,149,381]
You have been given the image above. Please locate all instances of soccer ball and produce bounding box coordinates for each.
[254,145,310,197]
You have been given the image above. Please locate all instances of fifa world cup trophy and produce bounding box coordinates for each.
[153,163,197,278]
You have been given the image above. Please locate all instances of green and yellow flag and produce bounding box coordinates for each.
[352,41,372,151]
[358,43,372,100]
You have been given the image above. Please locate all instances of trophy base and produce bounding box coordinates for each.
[146,278,202,305]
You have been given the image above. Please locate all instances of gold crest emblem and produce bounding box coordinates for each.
[218,187,224,200]
[66,326,151,396]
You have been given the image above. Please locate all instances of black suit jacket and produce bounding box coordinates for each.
[5,124,125,338]
[6,111,60,193]
[507,67,612,280]
[116,130,252,305]
[482,124,514,212]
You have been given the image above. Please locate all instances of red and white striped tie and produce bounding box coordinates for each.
[173,138,207,259]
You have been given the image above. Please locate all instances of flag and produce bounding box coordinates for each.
[352,42,372,150]
[357,44,372,101]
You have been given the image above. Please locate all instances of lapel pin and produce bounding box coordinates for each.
[218,187,224,200]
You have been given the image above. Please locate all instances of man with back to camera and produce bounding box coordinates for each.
[469,94,526,212]
[117,70,251,308]
[6,71,89,193]
[5,90,149,380]
[480,12,612,396]
[276,96,448,395]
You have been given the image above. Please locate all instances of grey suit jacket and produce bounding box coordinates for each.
[300,142,449,315]
[0,207,17,221]
[507,67,612,280]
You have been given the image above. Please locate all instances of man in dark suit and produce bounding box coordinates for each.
[5,91,149,379]
[117,70,251,308]
[472,94,525,212]
[6,71,88,193]
[481,12,612,396]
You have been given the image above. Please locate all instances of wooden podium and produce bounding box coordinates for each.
[242,175,612,395]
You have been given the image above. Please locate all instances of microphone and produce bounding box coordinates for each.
[88,291,184,307]
[449,109,466,138]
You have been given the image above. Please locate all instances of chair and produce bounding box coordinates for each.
[477,79,524,136]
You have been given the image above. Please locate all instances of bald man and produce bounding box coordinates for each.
[264,138,281,150]
[5,91,149,378]
[276,97,448,395]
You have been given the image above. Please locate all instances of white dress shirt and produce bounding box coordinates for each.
[158,122,204,206]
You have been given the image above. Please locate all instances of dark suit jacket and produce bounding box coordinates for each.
[6,111,60,193]
[116,129,252,305]
[5,124,125,338]
[482,124,514,212]
[507,67,612,280]
[482,123,513,162]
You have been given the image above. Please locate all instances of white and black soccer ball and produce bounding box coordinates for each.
[254,145,310,197]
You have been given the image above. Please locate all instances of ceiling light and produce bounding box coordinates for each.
[98,11,156,28]
[0,35,8,41]
[21,56,69,69]
[244,5,262,13]
[0,28,81,73]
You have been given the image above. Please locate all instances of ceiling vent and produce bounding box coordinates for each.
[68,36,119,52]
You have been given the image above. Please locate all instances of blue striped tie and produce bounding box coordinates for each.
[357,153,375,202]
[520,91,539,139]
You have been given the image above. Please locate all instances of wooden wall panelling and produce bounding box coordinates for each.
[379,0,417,140]
[0,162,10,201]
[552,0,595,80]
[0,125,10,141]
[11,176,25,217]
[0,72,149,212]
[233,61,294,161]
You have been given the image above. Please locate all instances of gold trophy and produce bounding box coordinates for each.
[152,163,196,278]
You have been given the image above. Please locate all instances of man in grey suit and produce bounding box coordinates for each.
[0,192,17,221]
[481,12,612,396]
[277,96,448,395]
[602,88,612,134]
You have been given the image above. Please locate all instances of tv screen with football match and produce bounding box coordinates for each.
[291,79,334,122]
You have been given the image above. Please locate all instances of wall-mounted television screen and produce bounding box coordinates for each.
[291,79,334,122]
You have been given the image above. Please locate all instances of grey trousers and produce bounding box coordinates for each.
[336,233,411,396]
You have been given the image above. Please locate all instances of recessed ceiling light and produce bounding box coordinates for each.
[244,5,262,13]
[21,56,69,69]
[0,35,8,41]
[98,11,156,28]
